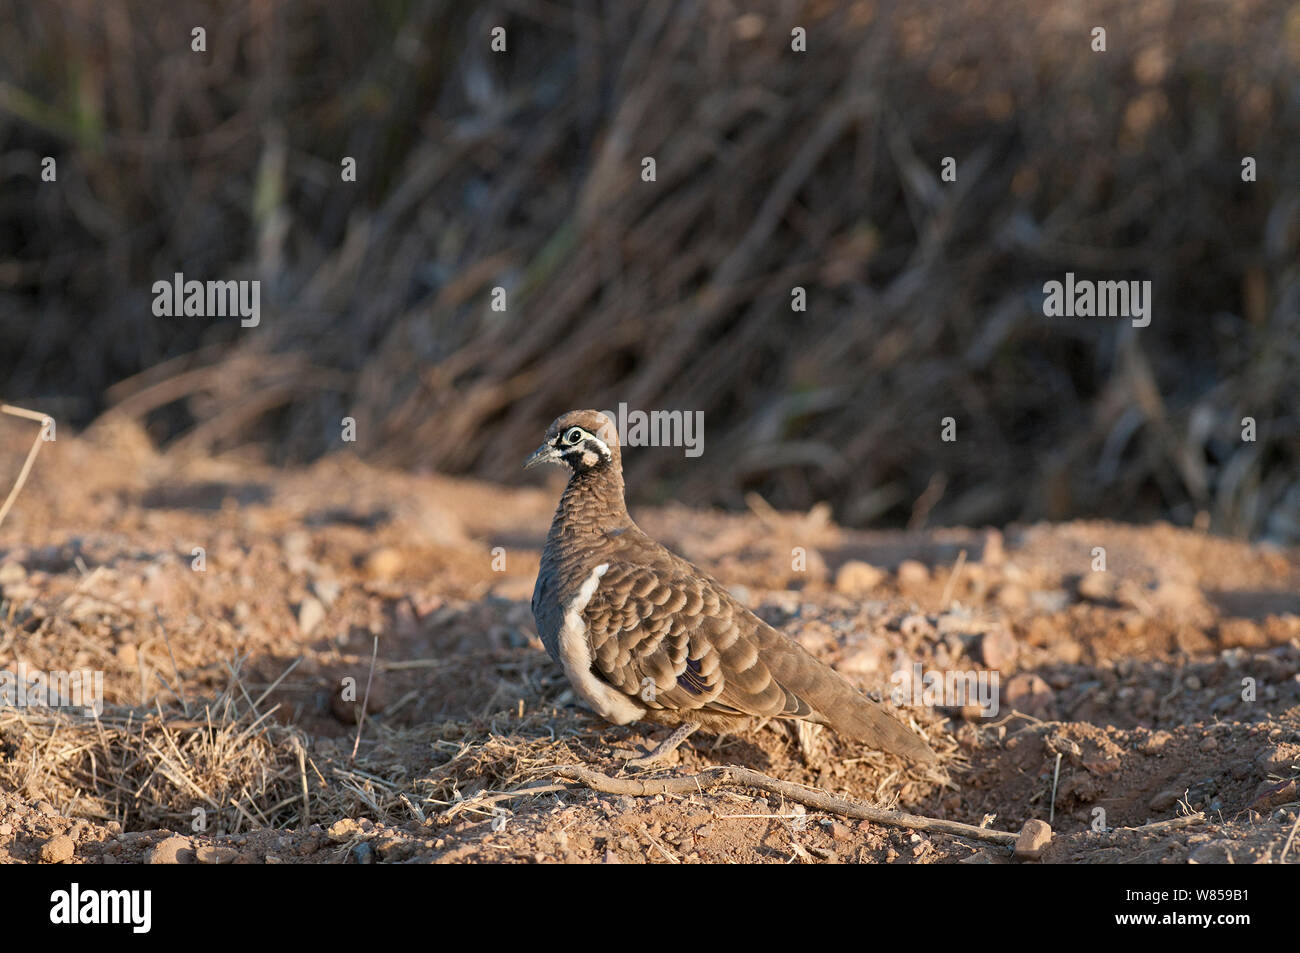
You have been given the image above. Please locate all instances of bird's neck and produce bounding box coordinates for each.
[552,464,630,538]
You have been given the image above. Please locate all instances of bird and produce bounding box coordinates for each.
[526,409,937,767]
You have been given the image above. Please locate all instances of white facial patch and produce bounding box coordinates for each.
[584,431,612,459]
[558,563,645,725]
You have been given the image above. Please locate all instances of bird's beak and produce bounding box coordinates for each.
[523,442,560,470]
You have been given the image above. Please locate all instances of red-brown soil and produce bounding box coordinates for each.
[0,420,1297,863]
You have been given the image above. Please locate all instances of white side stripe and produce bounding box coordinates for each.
[557,563,645,725]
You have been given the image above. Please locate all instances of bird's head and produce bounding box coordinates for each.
[524,409,621,475]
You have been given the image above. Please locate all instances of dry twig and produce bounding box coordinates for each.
[544,763,1017,846]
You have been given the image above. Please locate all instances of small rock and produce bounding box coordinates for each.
[978,627,1018,670]
[1250,778,1298,812]
[40,834,75,864]
[365,547,404,580]
[328,818,361,841]
[897,560,930,590]
[835,561,887,598]
[1077,572,1116,603]
[0,562,27,586]
[146,835,194,865]
[195,845,239,865]
[297,595,326,636]
[1003,673,1055,719]
[351,842,374,865]
[282,531,312,560]
[995,584,1029,611]
[1013,819,1052,860]
[311,578,341,607]
[1188,840,1233,864]
[1199,735,1218,752]
[1217,619,1267,649]
[1149,789,1183,812]
[1140,730,1173,754]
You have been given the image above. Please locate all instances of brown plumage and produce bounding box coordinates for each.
[527,409,936,765]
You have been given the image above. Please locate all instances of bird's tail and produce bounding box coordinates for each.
[768,637,938,764]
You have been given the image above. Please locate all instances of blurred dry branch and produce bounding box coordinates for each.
[2,0,1298,537]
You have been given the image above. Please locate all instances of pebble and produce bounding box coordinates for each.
[195,845,239,864]
[995,584,1028,610]
[311,578,341,607]
[1188,841,1233,864]
[40,834,76,864]
[365,548,404,580]
[146,835,194,864]
[978,627,1018,670]
[1077,572,1115,603]
[1013,819,1052,860]
[834,561,887,598]
[897,560,930,590]
[328,818,361,841]
[297,595,326,635]
[1149,789,1182,811]
[1003,673,1055,719]
[1139,730,1172,754]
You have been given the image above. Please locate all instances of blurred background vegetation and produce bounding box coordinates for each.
[1,0,1298,539]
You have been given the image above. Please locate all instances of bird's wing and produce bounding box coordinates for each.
[582,550,937,763]
[580,560,820,720]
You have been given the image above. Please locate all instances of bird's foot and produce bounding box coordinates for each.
[617,722,700,768]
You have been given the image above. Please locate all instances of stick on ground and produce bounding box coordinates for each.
[545,763,1018,846]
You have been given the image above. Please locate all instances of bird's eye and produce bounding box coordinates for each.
[564,428,584,445]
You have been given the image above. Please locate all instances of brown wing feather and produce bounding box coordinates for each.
[580,533,936,763]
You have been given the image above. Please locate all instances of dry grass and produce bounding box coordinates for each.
[0,662,955,835]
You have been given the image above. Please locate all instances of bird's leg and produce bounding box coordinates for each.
[620,722,700,768]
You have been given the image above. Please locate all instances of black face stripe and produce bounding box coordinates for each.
[558,434,612,471]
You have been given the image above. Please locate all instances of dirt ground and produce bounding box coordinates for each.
[1,417,1297,864]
